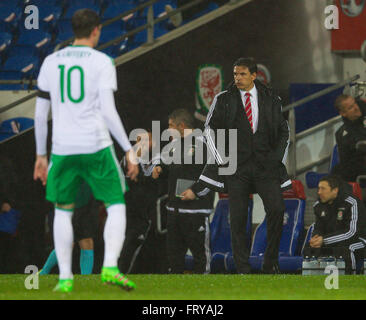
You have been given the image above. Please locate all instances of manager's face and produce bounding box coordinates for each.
[233,65,256,91]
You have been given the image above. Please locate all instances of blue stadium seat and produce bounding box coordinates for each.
[2,46,39,78]
[67,0,100,6]
[305,145,339,188]
[37,4,63,32]
[120,16,148,51]
[0,32,13,53]
[102,1,137,34]
[16,28,52,52]
[250,198,305,257]
[102,1,136,19]
[28,0,65,7]
[187,193,253,273]
[64,2,101,19]
[98,17,129,58]
[0,71,23,81]
[249,180,306,273]
[154,0,174,17]
[182,1,219,24]
[0,117,34,141]
[0,3,22,34]
[99,19,125,44]
[210,194,253,254]
[140,0,175,18]
[0,3,23,22]
[56,19,74,42]
[0,71,27,90]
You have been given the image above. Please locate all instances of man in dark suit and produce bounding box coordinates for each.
[193,57,290,274]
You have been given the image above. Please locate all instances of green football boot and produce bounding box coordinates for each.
[101,267,136,291]
[53,279,73,293]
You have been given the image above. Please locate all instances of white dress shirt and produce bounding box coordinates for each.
[240,84,258,133]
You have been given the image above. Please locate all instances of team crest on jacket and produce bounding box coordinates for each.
[321,211,326,217]
[337,210,344,220]
[195,64,224,122]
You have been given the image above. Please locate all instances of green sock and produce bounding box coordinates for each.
[80,249,94,275]
[40,249,58,275]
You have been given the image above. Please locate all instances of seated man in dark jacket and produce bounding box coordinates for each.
[332,95,366,182]
[152,109,215,274]
[310,175,366,274]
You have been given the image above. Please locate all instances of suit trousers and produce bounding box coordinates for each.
[226,158,285,273]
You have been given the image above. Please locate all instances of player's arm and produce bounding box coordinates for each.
[274,96,290,164]
[98,88,138,181]
[33,91,51,186]
[323,203,357,246]
[204,93,225,166]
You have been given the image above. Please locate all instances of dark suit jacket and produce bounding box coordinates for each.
[193,80,291,194]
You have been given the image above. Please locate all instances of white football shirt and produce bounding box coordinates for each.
[37,45,118,155]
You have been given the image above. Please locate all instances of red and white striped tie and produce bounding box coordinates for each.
[244,92,253,131]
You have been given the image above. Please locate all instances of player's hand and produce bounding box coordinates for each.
[33,155,48,186]
[180,189,196,201]
[152,166,162,179]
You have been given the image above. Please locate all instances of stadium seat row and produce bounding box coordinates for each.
[0,0,220,88]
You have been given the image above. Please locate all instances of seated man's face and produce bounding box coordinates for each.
[318,181,338,203]
[340,97,362,121]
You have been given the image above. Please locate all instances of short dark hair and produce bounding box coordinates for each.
[233,57,257,74]
[72,9,101,39]
[319,175,341,190]
[168,109,195,129]
[334,94,351,112]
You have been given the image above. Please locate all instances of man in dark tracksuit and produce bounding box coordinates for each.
[119,131,162,274]
[153,109,215,274]
[196,58,291,274]
[310,175,366,274]
[332,95,366,182]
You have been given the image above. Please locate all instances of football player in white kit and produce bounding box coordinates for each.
[33,8,138,293]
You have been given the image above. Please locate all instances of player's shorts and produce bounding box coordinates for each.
[46,145,128,206]
[47,182,101,242]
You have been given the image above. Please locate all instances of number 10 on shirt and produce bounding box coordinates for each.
[58,64,85,103]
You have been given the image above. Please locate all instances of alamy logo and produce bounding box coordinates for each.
[24,265,39,290]
[324,265,339,290]
[24,5,39,30]
[129,121,238,176]
[324,5,339,30]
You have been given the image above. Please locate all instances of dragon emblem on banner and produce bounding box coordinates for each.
[195,64,224,122]
[340,0,365,17]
